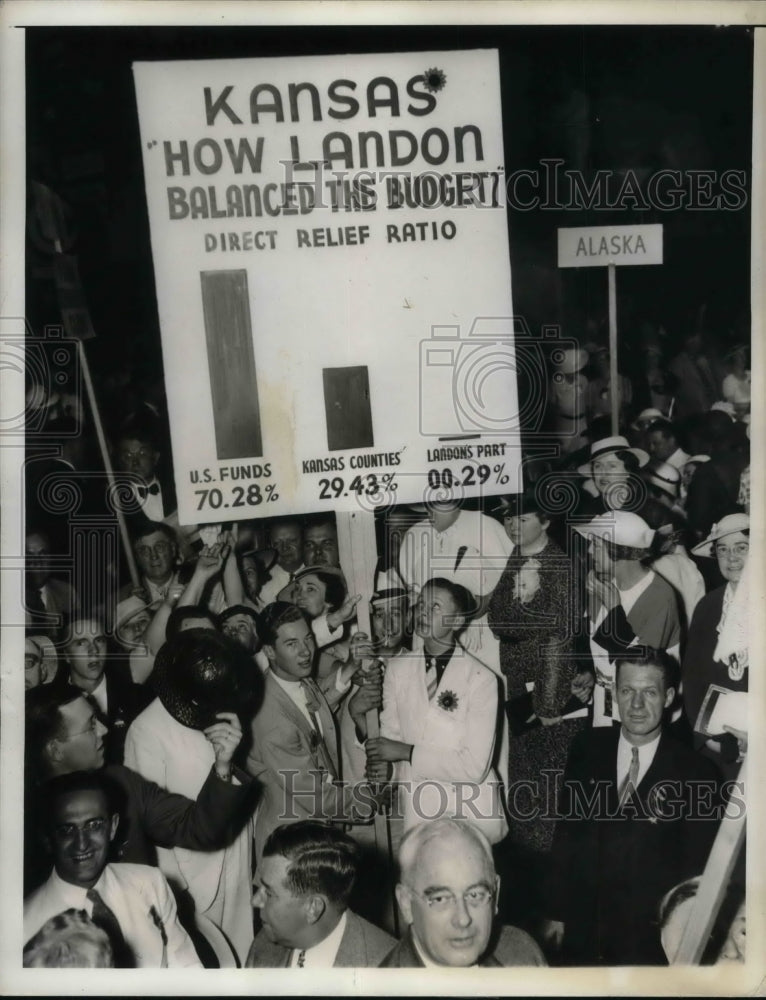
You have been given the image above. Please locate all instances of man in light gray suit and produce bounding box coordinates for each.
[246,821,395,967]
[246,603,375,862]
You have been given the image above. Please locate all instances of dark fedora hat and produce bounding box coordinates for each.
[491,484,554,519]
[153,629,262,730]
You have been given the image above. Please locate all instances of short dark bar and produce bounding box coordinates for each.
[323,365,375,451]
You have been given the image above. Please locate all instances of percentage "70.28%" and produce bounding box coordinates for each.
[194,483,279,510]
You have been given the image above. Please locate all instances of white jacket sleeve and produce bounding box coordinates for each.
[124,716,167,789]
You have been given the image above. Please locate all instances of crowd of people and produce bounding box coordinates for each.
[21,322,751,968]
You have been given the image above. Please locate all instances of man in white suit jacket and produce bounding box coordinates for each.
[24,771,200,968]
[362,578,507,845]
[124,696,254,965]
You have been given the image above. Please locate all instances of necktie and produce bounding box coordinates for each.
[87,887,133,967]
[296,949,306,967]
[617,746,640,807]
[425,656,439,700]
[300,679,339,780]
[137,482,160,499]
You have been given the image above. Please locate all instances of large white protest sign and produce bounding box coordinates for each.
[133,50,521,525]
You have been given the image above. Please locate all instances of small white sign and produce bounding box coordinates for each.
[558,223,663,268]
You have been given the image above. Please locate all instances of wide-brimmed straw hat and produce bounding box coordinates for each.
[577,435,649,476]
[574,510,655,550]
[152,629,261,730]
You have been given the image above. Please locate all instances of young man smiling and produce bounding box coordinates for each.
[246,603,376,863]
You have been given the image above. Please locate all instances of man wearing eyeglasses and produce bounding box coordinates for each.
[24,770,201,967]
[121,521,181,604]
[24,686,252,900]
[380,818,545,967]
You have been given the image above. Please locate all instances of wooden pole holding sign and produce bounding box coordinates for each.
[671,757,747,964]
[558,224,663,437]
[76,341,140,588]
[336,509,398,934]
[36,178,141,589]
[608,263,619,436]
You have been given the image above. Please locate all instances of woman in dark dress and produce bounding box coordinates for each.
[487,490,587,926]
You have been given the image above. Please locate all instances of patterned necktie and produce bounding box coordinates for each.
[425,656,439,700]
[617,746,640,807]
[300,679,338,780]
[87,887,133,967]
[296,949,306,967]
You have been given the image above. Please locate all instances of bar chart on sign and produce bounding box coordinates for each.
[134,48,523,525]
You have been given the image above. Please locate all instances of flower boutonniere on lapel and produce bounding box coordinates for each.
[437,690,459,713]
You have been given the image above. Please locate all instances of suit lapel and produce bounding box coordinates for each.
[266,672,318,745]
[637,731,671,795]
[334,911,359,967]
[305,679,340,773]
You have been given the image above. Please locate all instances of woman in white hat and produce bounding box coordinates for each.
[574,510,682,728]
[576,435,650,516]
[114,594,161,685]
[683,513,749,780]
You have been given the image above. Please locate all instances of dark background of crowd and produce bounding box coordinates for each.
[17,22,753,971]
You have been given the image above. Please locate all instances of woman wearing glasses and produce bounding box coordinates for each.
[682,512,750,780]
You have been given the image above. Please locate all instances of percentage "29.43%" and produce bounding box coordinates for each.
[318,473,397,500]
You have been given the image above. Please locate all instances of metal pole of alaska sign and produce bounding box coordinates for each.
[558,224,664,436]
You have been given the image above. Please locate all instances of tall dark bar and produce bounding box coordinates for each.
[200,269,263,459]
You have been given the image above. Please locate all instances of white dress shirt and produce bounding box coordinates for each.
[616,728,661,789]
[23,864,201,968]
[289,911,347,967]
[270,670,324,736]
[133,478,165,521]
[142,570,180,605]
[82,672,108,716]
[398,510,512,600]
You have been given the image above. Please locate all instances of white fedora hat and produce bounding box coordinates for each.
[644,461,681,499]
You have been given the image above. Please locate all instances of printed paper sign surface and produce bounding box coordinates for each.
[134,50,520,524]
[558,224,663,268]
